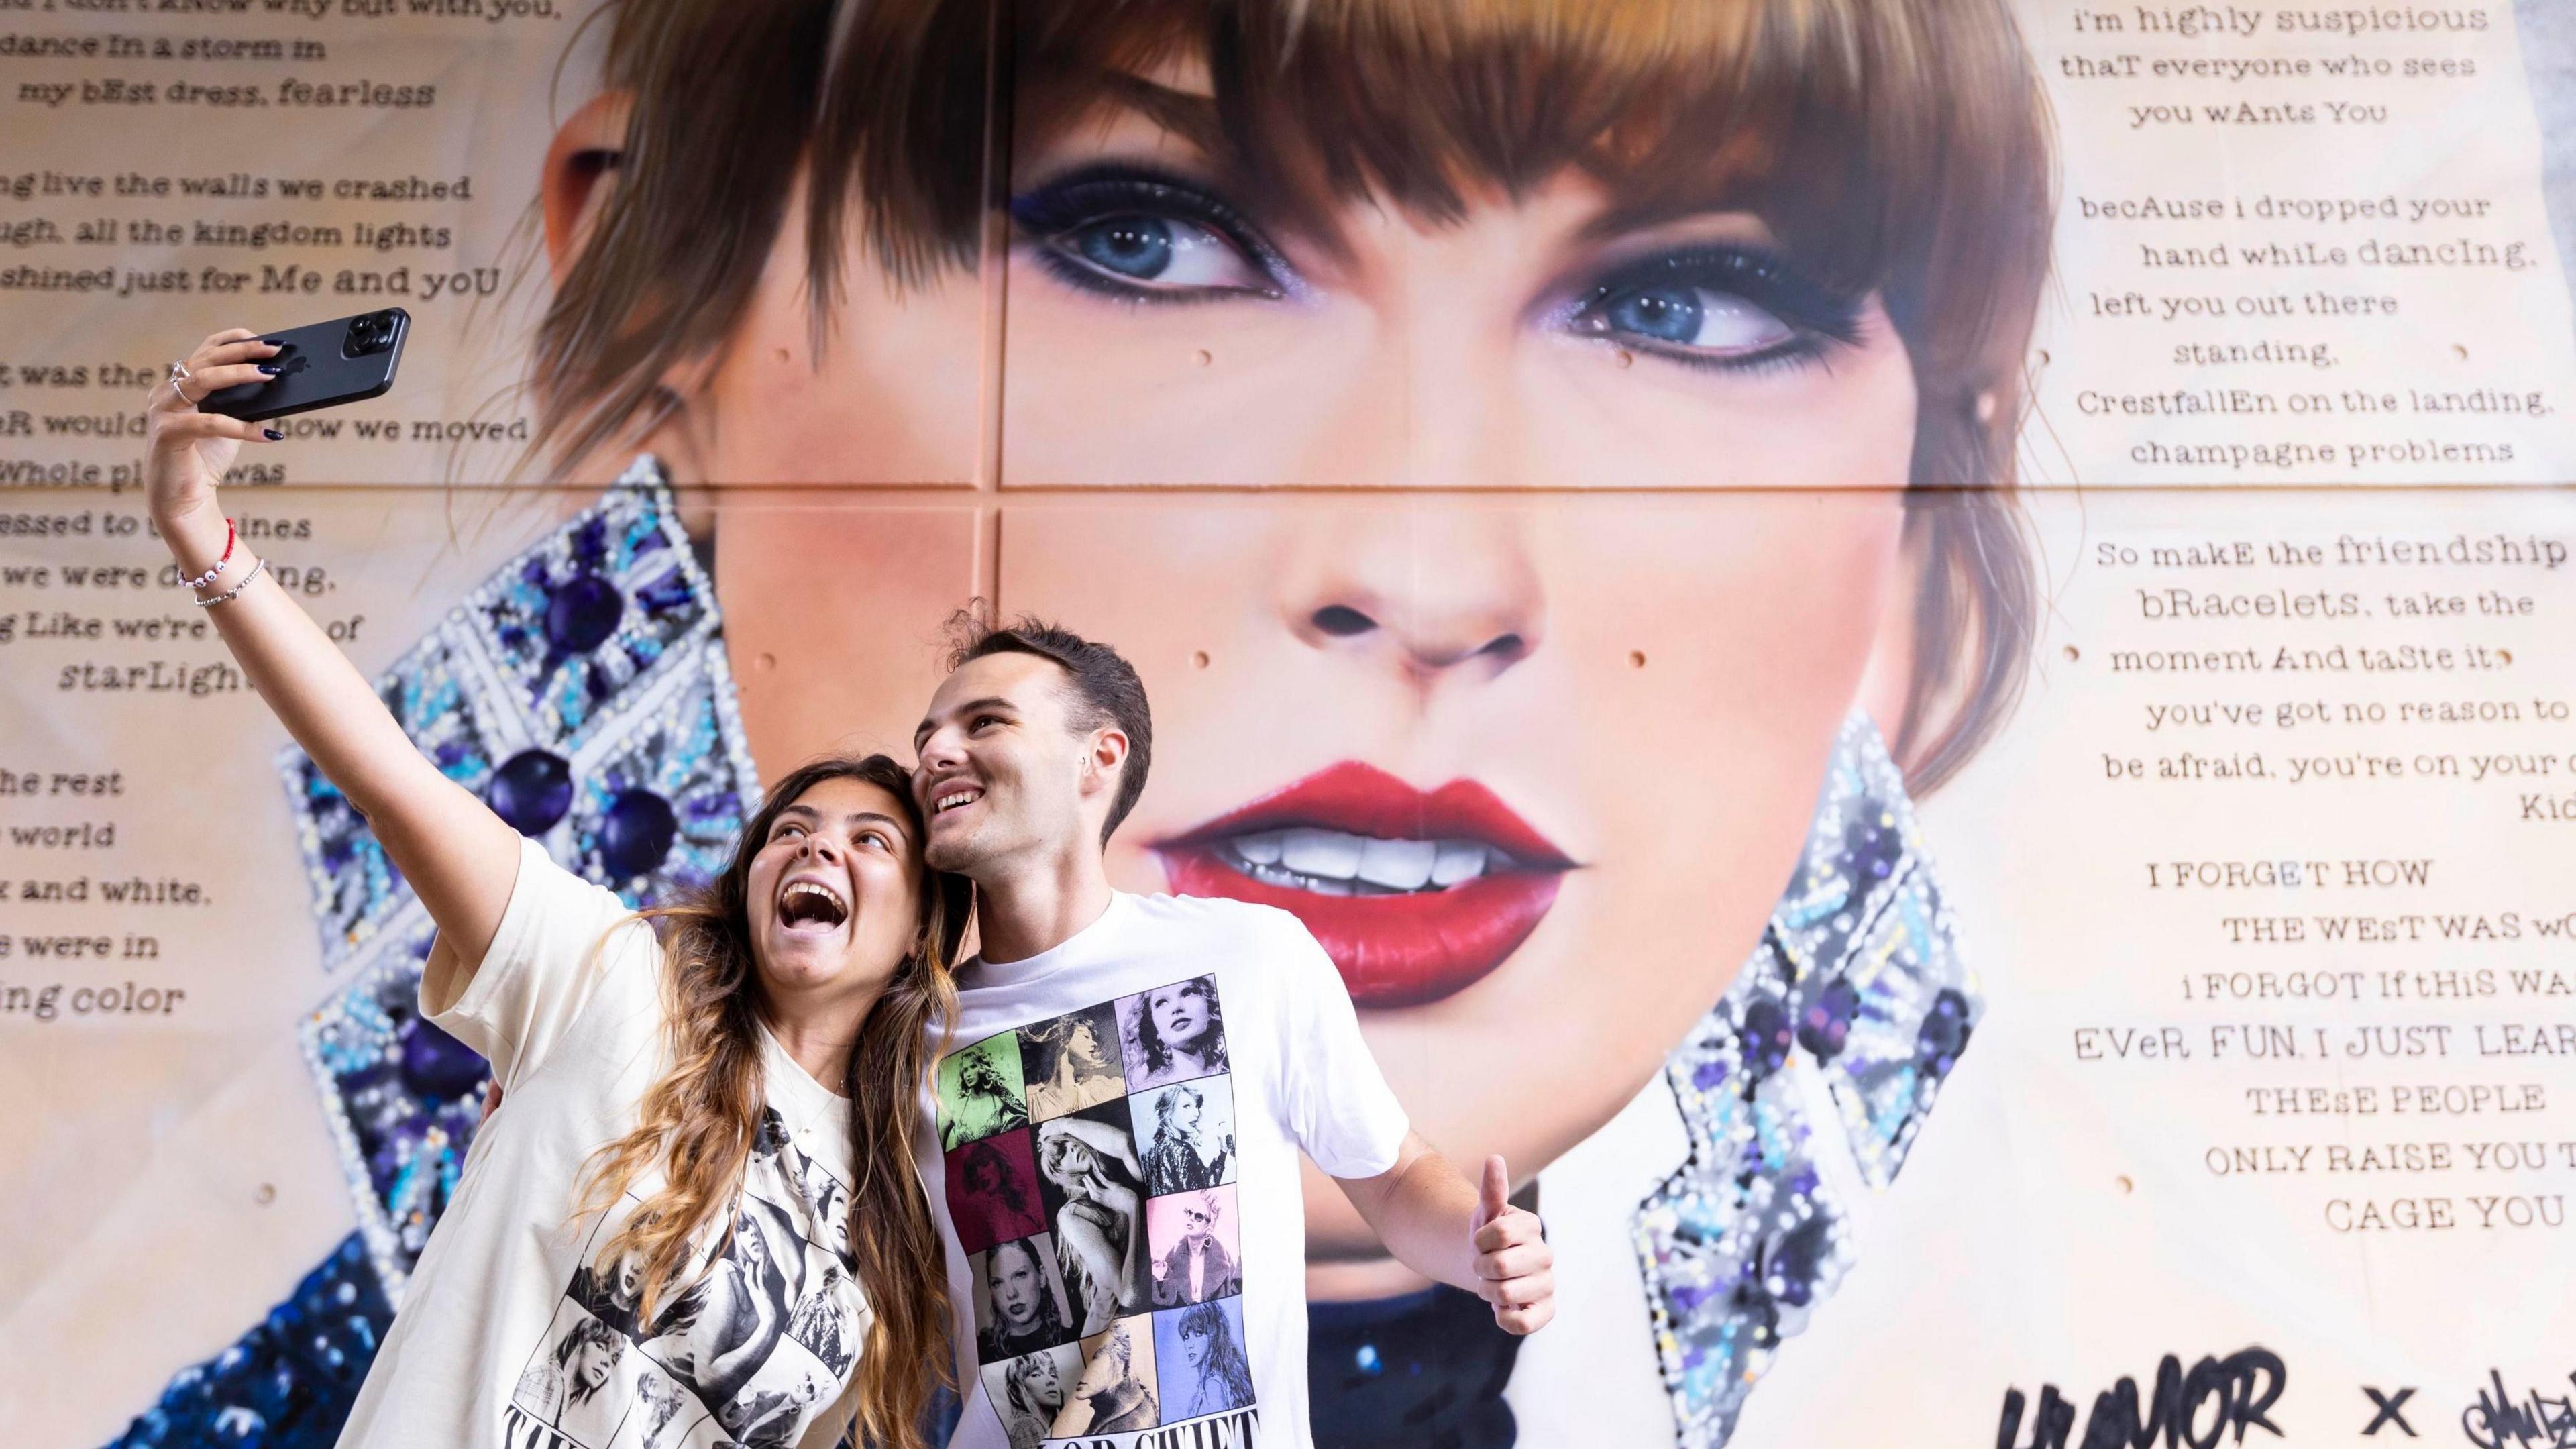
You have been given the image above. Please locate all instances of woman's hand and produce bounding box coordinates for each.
[136,327,525,991]
[146,329,281,559]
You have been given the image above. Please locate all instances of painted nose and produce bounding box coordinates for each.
[1282,508,1546,681]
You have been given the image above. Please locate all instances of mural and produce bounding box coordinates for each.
[6,1,2576,1447]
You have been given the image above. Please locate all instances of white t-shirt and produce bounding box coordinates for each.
[335,838,868,1449]
[918,892,1411,1449]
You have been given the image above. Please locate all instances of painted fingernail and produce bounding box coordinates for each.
[262,428,283,440]
[257,364,282,375]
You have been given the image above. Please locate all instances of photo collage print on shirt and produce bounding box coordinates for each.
[939,977,1258,1449]
[503,1109,865,1449]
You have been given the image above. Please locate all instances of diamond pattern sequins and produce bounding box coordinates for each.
[288,460,759,1303]
[1634,712,1980,1448]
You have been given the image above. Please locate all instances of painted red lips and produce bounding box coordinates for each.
[1153,761,1574,1007]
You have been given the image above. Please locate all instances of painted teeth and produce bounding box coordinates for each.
[1223,830,1507,894]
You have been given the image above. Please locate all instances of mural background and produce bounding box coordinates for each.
[6,1,2576,1446]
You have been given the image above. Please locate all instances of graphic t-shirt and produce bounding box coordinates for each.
[920,892,1411,1449]
[335,838,867,1449]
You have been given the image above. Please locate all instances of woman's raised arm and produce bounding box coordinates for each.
[148,329,523,982]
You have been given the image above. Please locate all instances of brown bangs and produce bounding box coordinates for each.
[813,0,2049,390]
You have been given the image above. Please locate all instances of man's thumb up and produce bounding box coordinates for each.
[1468,1152,1554,1335]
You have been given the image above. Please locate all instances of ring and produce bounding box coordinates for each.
[168,359,195,406]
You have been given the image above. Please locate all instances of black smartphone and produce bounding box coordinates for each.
[198,307,408,422]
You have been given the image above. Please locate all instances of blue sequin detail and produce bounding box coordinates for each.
[1633,713,1980,1448]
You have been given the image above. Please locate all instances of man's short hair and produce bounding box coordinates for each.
[945,609,1153,845]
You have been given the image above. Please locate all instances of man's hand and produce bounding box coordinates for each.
[1470,1155,1554,1334]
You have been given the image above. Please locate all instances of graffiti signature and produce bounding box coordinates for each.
[2463,1369,2576,1449]
[1998,1348,2287,1449]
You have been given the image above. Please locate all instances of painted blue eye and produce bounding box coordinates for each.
[1046,211,1273,295]
[1605,286,1703,344]
[1593,285,1795,354]
[1074,216,1175,280]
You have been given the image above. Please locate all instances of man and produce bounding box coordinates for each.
[912,616,1553,1448]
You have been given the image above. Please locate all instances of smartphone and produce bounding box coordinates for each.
[197,307,407,422]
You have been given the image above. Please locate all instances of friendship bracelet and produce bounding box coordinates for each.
[194,556,266,609]
[177,517,237,591]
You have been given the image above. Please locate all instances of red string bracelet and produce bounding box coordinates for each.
[178,517,236,592]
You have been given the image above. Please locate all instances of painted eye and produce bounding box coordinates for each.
[1053,214,1271,294]
[1591,285,1796,356]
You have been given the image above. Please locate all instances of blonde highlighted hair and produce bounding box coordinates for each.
[535,0,2053,788]
[571,752,972,1449]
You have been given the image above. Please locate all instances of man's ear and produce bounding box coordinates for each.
[1085,728,1131,794]
[541,90,634,286]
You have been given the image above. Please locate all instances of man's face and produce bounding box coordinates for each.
[914,651,1108,879]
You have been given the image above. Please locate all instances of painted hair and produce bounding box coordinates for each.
[531,0,2051,790]
[570,752,973,1449]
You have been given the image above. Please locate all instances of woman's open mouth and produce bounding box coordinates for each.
[1152,761,1574,1006]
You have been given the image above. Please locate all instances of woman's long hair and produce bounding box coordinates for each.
[570,753,972,1449]
[1177,1301,1256,1409]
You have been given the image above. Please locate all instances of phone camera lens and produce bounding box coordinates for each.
[343,311,398,358]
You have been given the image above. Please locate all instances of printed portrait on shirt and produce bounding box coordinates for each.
[1054,1313,1162,1438]
[504,1114,863,1449]
[971,1232,1081,1362]
[1018,1002,1130,1121]
[1033,1100,1153,1336]
[939,1030,1033,1152]
[511,1308,631,1447]
[944,1125,1050,1257]
[1154,1297,1257,1422]
[1146,1185,1243,1309]
[1114,975,1228,1091]
[1128,1077,1236,1197]
[982,1342,1085,1449]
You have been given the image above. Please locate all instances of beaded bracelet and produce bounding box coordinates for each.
[177,517,237,591]
[195,555,266,608]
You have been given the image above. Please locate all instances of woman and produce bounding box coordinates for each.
[502,0,2050,1442]
[1170,1302,1257,1419]
[1020,1008,1124,1119]
[1138,1083,1230,1195]
[142,335,972,1449]
[996,1345,1073,1449]
[1052,1318,1157,1436]
[511,1316,624,1432]
[1120,977,1226,1090]
[1033,1116,1147,1334]
[943,1046,1031,1150]
[977,1237,1071,1360]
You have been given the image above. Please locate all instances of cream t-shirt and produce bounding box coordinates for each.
[334,837,867,1449]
